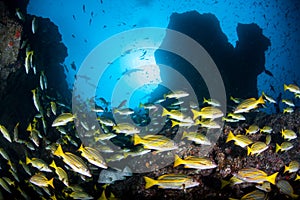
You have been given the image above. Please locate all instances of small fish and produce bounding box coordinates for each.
[282,99,295,107]
[52,113,75,127]
[255,181,271,192]
[265,135,271,145]
[245,125,260,135]
[144,174,199,189]
[284,84,300,94]
[0,125,12,142]
[31,89,41,112]
[53,144,91,177]
[162,108,193,123]
[15,8,25,21]
[78,144,107,169]
[284,160,299,174]
[275,142,293,153]
[260,126,273,134]
[94,133,116,141]
[97,117,115,126]
[89,18,92,26]
[133,134,177,152]
[222,117,239,123]
[230,96,241,104]
[30,173,54,189]
[226,131,253,148]
[247,142,268,156]
[0,148,10,160]
[281,129,297,141]
[239,189,266,200]
[114,108,134,115]
[276,180,299,199]
[69,191,93,200]
[171,120,196,128]
[174,154,217,170]
[72,14,76,20]
[19,160,32,175]
[233,96,265,114]
[283,107,294,113]
[49,160,69,186]
[203,97,221,107]
[26,157,52,172]
[234,168,278,185]
[262,92,276,103]
[98,166,132,184]
[182,131,211,145]
[164,90,189,99]
[50,101,57,115]
[25,50,33,74]
[112,123,140,135]
[191,106,223,120]
[196,119,221,129]
[83,4,86,13]
[32,17,37,34]
[123,147,151,158]
[0,178,11,193]
[227,113,246,121]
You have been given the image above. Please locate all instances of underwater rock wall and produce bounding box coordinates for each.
[155,11,270,102]
[0,0,70,131]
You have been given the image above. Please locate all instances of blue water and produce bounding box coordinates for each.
[27,0,300,111]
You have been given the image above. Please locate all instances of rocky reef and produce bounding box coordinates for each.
[154,11,271,102]
[0,0,70,132]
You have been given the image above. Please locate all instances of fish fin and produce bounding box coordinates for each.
[173,154,183,167]
[257,95,265,104]
[247,146,251,156]
[191,109,199,120]
[226,131,235,143]
[144,176,157,189]
[48,178,55,189]
[54,144,64,157]
[181,131,187,139]
[266,172,278,185]
[220,179,230,189]
[275,143,281,153]
[161,108,169,117]
[133,134,142,145]
[25,156,31,165]
[171,120,179,128]
[49,160,56,169]
[283,84,288,91]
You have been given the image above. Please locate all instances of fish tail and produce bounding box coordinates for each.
[247,146,252,156]
[48,178,55,189]
[283,84,288,91]
[25,156,31,165]
[133,134,142,145]
[139,103,144,108]
[203,97,208,104]
[144,176,158,189]
[161,108,169,117]
[191,109,199,120]
[181,131,187,139]
[49,160,56,169]
[275,143,281,153]
[266,172,278,185]
[54,144,64,157]
[220,179,230,189]
[283,166,289,174]
[291,194,299,199]
[173,154,184,167]
[245,129,249,135]
[257,95,265,105]
[226,131,235,143]
[78,144,84,152]
[171,120,179,128]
